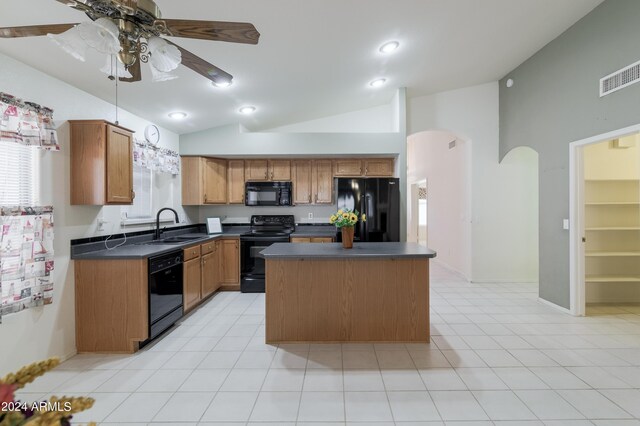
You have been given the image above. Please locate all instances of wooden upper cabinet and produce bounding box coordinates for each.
[246,159,269,180]
[204,158,227,204]
[70,120,134,205]
[334,159,363,177]
[313,160,333,204]
[269,160,291,181]
[246,159,291,181]
[292,160,313,204]
[181,157,205,205]
[364,159,394,176]
[227,159,245,204]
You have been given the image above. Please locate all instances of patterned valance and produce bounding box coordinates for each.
[133,138,180,175]
[0,206,54,322]
[0,93,60,151]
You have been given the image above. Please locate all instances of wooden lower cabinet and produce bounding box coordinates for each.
[291,236,334,243]
[183,256,202,312]
[75,258,148,353]
[221,238,240,285]
[201,251,218,299]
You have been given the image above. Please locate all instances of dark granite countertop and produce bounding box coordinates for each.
[290,225,337,237]
[260,242,437,259]
[71,227,248,260]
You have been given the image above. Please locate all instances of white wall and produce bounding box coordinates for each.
[266,103,394,133]
[0,53,196,375]
[408,82,539,282]
[408,131,471,277]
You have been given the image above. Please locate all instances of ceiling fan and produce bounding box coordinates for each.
[0,0,260,84]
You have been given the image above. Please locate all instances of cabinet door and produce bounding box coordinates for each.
[213,240,223,291]
[204,158,227,204]
[313,160,333,204]
[246,159,269,181]
[364,159,394,176]
[106,125,134,204]
[201,252,217,299]
[221,238,240,284]
[269,159,291,181]
[292,160,313,204]
[181,157,205,205]
[333,159,363,177]
[227,159,245,204]
[183,257,201,312]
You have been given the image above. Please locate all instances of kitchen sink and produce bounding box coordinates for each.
[137,235,205,245]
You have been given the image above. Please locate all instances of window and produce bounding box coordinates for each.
[0,141,39,206]
[122,166,152,219]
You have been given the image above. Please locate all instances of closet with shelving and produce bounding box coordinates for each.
[584,136,640,303]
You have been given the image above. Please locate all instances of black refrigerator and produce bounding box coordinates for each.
[336,177,400,242]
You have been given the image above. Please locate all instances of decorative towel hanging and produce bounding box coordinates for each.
[0,206,55,322]
[133,138,180,175]
[0,92,60,151]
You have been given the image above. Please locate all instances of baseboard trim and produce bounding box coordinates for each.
[432,259,469,281]
[538,297,573,315]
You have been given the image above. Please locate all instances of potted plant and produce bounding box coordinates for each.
[329,209,366,249]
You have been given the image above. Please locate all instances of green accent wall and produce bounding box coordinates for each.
[499,0,640,308]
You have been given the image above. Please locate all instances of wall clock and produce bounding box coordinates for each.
[144,124,160,146]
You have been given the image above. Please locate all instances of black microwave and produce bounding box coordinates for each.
[245,181,292,206]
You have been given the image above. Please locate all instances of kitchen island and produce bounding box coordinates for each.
[261,242,436,343]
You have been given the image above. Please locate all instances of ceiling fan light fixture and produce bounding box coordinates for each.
[148,36,182,72]
[212,78,232,88]
[47,26,87,62]
[100,55,132,79]
[379,41,400,54]
[150,64,179,82]
[78,18,120,54]
[168,111,187,120]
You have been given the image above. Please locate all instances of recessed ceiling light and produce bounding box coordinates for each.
[379,41,400,54]
[239,106,256,114]
[369,78,387,88]
[212,79,232,88]
[168,111,187,119]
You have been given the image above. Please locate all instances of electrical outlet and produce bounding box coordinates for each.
[308,213,313,220]
[97,217,108,232]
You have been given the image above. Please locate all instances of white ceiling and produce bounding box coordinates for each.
[0,0,603,134]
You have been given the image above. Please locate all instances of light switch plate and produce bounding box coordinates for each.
[563,219,569,230]
[308,213,313,219]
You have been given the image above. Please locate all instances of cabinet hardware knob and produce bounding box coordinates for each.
[131,190,135,200]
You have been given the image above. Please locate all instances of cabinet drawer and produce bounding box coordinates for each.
[201,240,216,255]
[183,245,201,261]
[311,237,334,243]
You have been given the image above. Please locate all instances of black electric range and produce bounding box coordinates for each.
[240,215,295,292]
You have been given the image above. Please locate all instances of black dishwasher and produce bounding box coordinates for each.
[148,250,184,340]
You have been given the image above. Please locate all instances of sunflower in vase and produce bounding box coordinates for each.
[329,209,366,228]
[329,209,366,248]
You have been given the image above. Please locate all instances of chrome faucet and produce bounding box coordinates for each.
[155,207,180,240]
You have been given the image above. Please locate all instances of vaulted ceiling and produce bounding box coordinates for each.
[0,0,603,133]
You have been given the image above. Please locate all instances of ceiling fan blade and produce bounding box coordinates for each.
[159,19,259,45]
[119,53,142,83]
[166,40,233,84]
[0,23,77,38]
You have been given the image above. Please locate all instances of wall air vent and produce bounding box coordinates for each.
[600,59,640,97]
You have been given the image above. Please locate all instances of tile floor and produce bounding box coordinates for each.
[15,263,640,425]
